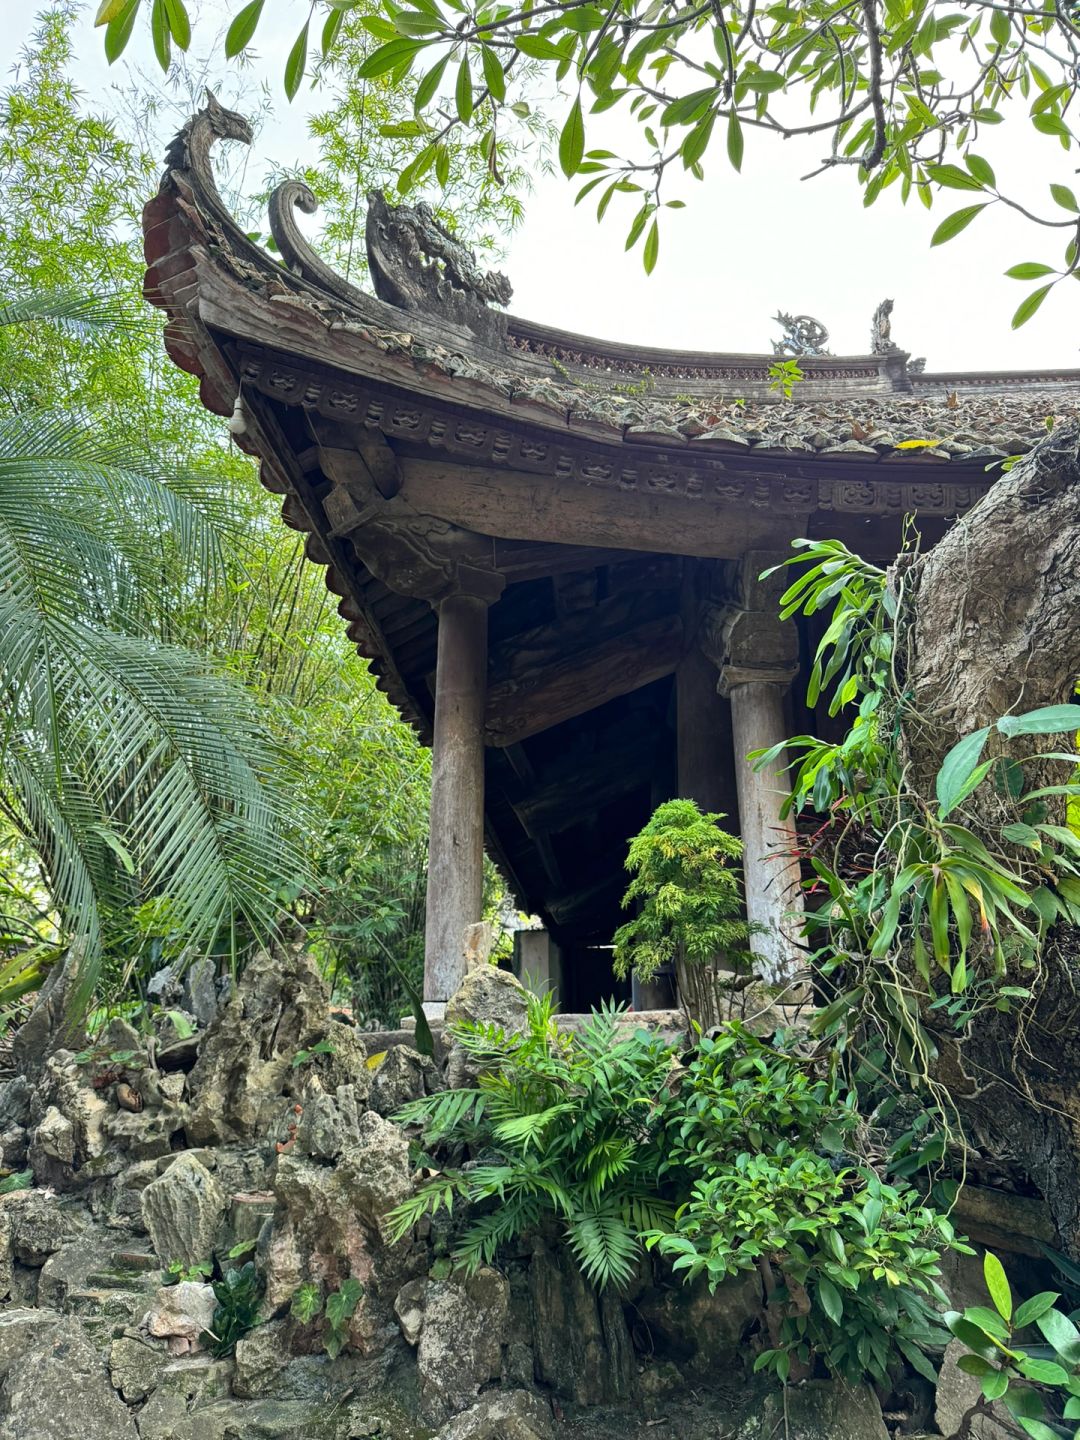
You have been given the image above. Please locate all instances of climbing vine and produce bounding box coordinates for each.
[755,537,1080,1077]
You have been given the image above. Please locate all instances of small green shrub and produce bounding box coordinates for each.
[290,1282,322,1324]
[324,1277,364,1358]
[201,1261,262,1357]
[612,799,755,983]
[387,993,677,1288]
[647,1025,959,1386]
[949,1251,1080,1438]
[162,1259,213,1286]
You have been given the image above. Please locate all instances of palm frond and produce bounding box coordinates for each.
[0,287,145,334]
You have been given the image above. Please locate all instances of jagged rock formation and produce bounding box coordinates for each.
[0,949,1022,1438]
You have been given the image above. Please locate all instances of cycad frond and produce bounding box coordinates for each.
[566,1201,640,1290]
[0,288,143,334]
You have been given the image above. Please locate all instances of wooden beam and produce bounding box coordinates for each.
[485,615,682,746]
[489,589,676,682]
[512,735,660,836]
[399,459,788,560]
[545,876,623,926]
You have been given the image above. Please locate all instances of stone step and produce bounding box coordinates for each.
[111,1248,159,1274]
[64,1287,150,1343]
[85,1268,159,1291]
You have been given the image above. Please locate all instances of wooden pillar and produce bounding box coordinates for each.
[424,592,489,1004]
[704,549,805,985]
[677,647,737,820]
[728,680,805,983]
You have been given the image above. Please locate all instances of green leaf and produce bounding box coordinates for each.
[997,705,1080,737]
[560,95,585,177]
[481,45,506,102]
[643,217,659,274]
[150,0,171,69]
[415,54,449,110]
[162,0,190,47]
[984,1253,1013,1322]
[927,163,985,191]
[1012,282,1055,330]
[1052,183,1080,213]
[95,0,129,19]
[965,154,996,187]
[931,203,987,246]
[225,0,264,57]
[936,727,991,818]
[957,1354,993,1375]
[982,1370,1010,1401]
[455,54,474,123]
[727,111,744,172]
[1005,262,1056,280]
[284,21,309,100]
[1037,1306,1080,1364]
[1018,1420,1061,1440]
[321,7,343,54]
[1014,1292,1061,1329]
[357,38,426,78]
[514,33,572,60]
[1018,1357,1070,1385]
[817,1276,843,1325]
[104,0,140,62]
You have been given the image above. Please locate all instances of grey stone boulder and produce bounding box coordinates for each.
[0,1313,139,1439]
[232,1319,291,1399]
[0,1188,84,1291]
[738,1381,889,1440]
[296,1083,363,1162]
[394,1276,427,1345]
[144,1280,218,1355]
[185,946,369,1147]
[528,1243,636,1406]
[416,1269,510,1424]
[37,1224,127,1308]
[436,1390,554,1440]
[445,968,529,1089]
[109,1332,168,1402]
[141,1151,226,1266]
[635,1267,761,1378]
[370,1045,440,1117]
[26,1053,112,1190]
[184,955,221,1028]
[935,1337,1015,1438]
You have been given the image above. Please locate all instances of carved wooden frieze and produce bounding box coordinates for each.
[236,351,991,519]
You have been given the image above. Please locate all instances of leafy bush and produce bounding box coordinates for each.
[201,1261,262,1358]
[387,993,677,1288]
[949,1251,1080,1439]
[388,997,962,1390]
[612,799,755,983]
[648,1026,958,1386]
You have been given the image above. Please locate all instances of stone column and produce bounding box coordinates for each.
[423,592,489,1004]
[706,552,805,985]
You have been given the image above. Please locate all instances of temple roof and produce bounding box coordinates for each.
[143,96,1080,960]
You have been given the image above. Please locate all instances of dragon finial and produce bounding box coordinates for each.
[771,311,830,358]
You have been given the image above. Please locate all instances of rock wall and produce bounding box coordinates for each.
[0,949,985,1439]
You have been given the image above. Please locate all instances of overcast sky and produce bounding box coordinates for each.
[14,0,1080,370]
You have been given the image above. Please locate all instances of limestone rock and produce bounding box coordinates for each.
[296,1084,362,1161]
[394,1276,427,1345]
[184,955,220,1028]
[0,1079,30,1132]
[0,1313,139,1439]
[144,1280,217,1355]
[445,969,528,1087]
[635,1267,761,1378]
[0,1188,84,1269]
[109,1333,167,1402]
[935,1338,1015,1438]
[739,1381,889,1440]
[27,1052,112,1189]
[141,1152,226,1266]
[186,946,369,1146]
[232,1319,290,1398]
[436,1390,554,1440]
[102,1100,188,1161]
[417,1269,510,1424]
[370,1045,440,1117]
[37,1224,130,1309]
[528,1244,636,1405]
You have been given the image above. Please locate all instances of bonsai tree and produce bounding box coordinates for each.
[613,799,757,1023]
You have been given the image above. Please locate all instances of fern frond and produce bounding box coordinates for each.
[566,1202,640,1290]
